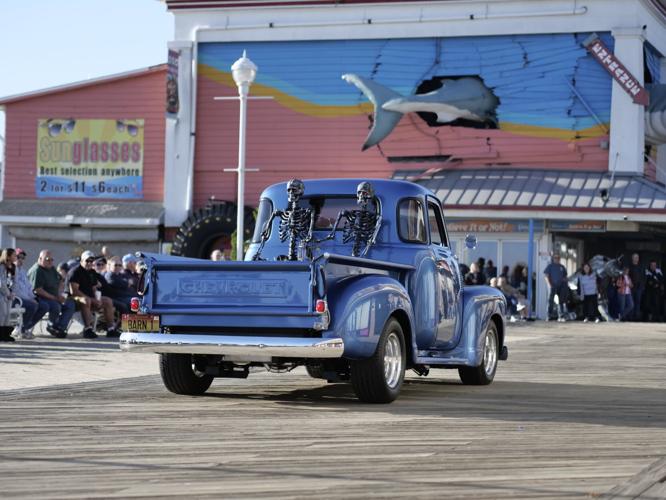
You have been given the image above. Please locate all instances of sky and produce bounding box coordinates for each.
[0,0,173,155]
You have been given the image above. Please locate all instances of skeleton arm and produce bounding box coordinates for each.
[303,209,317,243]
[252,210,283,261]
[317,209,350,243]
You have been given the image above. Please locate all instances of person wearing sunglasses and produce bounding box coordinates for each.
[27,250,76,338]
[11,248,49,339]
[67,250,121,339]
[103,256,133,314]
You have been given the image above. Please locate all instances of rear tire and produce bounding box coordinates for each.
[159,353,214,395]
[350,318,405,403]
[305,364,325,379]
[458,321,499,385]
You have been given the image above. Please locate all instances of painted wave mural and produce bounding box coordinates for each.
[193,33,614,206]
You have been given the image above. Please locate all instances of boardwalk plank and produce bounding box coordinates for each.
[0,322,665,498]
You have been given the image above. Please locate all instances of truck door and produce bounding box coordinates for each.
[427,198,462,348]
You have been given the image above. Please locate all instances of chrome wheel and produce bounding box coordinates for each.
[383,331,403,389]
[483,327,498,378]
[350,318,405,403]
[459,321,500,386]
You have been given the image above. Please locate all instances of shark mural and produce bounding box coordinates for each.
[191,33,635,206]
[342,73,500,150]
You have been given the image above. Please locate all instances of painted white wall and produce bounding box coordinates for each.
[609,27,646,175]
[164,0,666,226]
[164,41,195,227]
[172,0,666,51]
[536,231,553,319]
[657,57,666,185]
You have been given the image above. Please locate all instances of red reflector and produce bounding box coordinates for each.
[130,297,141,313]
[315,300,327,314]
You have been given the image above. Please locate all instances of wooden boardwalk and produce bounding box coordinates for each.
[1,322,665,498]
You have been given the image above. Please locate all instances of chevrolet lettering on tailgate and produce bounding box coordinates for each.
[178,279,286,298]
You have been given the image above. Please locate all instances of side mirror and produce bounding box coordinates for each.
[465,234,477,250]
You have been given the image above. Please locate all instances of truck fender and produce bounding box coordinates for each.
[323,274,415,360]
[460,286,507,367]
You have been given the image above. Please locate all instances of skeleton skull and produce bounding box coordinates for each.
[356,181,374,207]
[287,179,305,203]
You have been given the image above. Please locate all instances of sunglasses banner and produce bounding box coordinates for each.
[36,118,144,198]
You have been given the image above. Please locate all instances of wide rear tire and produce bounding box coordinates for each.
[159,353,214,395]
[350,318,406,403]
[458,321,499,385]
[305,364,325,379]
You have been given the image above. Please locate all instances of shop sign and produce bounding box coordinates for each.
[583,34,649,106]
[447,219,544,233]
[166,49,180,119]
[36,118,144,199]
[549,220,605,232]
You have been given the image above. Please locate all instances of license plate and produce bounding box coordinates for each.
[122,314,160,332]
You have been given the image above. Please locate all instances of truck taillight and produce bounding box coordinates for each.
[315,299,327,314]
[130,297,141,313]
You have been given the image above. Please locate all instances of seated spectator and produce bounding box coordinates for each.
[511,263,528,296]
[101,246,112,260]
[93,257,107,275]
[56,261,70,281]
[12,248,48,339]
[68,250,121,339]
[465,262,486,286]
[210,249,225,261]
[498,276,528,320]
[121,254,139,294]
[104,256,133,314]
[28,249,76,338]
[0,248,16,342]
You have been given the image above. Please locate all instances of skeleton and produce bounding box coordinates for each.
[253,179,316,261]
[321,181,382,257]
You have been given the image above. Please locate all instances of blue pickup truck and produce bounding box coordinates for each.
[120,179,507,403]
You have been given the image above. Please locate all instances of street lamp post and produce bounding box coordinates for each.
[230,51,257,261]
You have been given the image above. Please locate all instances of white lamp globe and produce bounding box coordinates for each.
[231,50,258,87]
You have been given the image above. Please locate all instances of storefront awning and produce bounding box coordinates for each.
[0,200,164,227]
[393,169,666,222]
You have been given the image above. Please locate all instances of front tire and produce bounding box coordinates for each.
[159,353,214,395]
[350,318,406,403]
[458,321,499,385]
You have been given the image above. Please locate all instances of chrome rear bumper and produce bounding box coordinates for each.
[119,332,344,359]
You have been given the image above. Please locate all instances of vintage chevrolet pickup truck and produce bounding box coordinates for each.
[119,179,507,403]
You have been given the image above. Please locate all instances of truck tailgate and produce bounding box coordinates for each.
[145,259,313,315]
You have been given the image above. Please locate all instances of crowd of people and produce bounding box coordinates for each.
[544,252,665,323]
[0,246,143,342]
[462,252,666,323]
[461,258,533,321]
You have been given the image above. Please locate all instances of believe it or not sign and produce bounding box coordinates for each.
[549,220,605,232]
[36,118,144,199]
[582,34,649,106]
[447,219,544,233]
